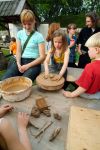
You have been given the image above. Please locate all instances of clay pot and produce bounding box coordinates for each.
[36,73,64,91]
[0,76,32,102]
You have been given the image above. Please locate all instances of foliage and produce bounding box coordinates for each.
[28,0,83,23]
[83,0,100,12]
[53,13,85,27]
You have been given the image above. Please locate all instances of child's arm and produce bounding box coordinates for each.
[77,44,82,55]
[62,86,86,98]
[59,49,70,78]
[68,39,75,48]
[44,50,51,77]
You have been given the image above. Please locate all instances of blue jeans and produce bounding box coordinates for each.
[2,58,41,82]
[80,92,100,100]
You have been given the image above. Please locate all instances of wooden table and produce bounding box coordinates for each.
[0,85,100,150]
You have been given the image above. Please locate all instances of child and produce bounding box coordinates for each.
[46,23,60,51]
[9,37,17,56]
[0,104,32,150]
[66,23,77,67]
[62,32,100,100]
[2,9,45,81]
[44,29,69,80]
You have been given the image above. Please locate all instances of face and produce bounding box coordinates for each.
[53,36,63,49]
[22,21,35,32]
[88,47,97,59]
[86,17,94,28]
[68,27,76,35]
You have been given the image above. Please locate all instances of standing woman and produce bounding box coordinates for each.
[2,9,45,81]
[77,12,100,68]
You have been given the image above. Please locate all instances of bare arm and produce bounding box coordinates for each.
[68,40,75,48]
[0,112,32,150]
[0,119,29,150]
[77,44,82,55]
[59,49,69,78]
[18,112,32,150]
[44,50,51,76]
[62,86,86,98]
[16,39,22,67]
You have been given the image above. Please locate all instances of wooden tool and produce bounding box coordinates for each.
[49,127,61,141]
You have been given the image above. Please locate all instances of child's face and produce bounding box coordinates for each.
[68,27,76,35]
[53,36,63,49]
[88,47,97,59]
[22,21,35,32]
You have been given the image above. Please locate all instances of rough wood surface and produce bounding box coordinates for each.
[66,106,100,150]
[36,73,64,91]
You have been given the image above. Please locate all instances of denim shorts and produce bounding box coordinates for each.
[80,92,100,100]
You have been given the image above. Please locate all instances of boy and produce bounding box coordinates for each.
[62,32,100,100]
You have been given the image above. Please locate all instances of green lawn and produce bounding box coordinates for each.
[0,49,10,80]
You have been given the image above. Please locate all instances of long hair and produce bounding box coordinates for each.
[86,12,100,27]
[46,23,60,42]
[51,29,68,53]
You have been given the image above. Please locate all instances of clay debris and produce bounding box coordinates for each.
[31,96,51,117]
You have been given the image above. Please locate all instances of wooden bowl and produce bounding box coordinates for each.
[36,73,64,91]
[0,76,32,102]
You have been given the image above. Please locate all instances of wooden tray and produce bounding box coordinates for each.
[36,73,64,91]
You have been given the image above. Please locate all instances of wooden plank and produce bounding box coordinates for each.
[66,106,100,150]
[67,67,83,82]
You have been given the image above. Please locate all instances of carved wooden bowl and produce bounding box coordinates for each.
[0,76,32,102]
[36,73,64,91]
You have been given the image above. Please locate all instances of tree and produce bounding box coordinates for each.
[28,0,83,22]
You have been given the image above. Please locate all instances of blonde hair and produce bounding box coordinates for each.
[46,23,60,42]
[20,9,35,23]
[51,29,68,53]
[85,32,100,48]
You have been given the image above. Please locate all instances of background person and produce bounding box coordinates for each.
[66,23,77,67]
[46,23,60,51]
[77,11,100,68]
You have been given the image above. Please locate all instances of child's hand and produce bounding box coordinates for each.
[44,72,49,79]
[62,90,72,98]
[17,112,30,130]
[51,74,61,81]
[0,104,14,117]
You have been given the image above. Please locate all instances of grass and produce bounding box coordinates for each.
[0,49,10,80]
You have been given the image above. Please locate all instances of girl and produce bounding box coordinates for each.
[66,23,77,67]
[62,32,100,100]
[2,9,45,81]
[44,29,69,81]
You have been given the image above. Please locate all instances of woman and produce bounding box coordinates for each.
[2,9,45,81]
[77,11,100,68]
